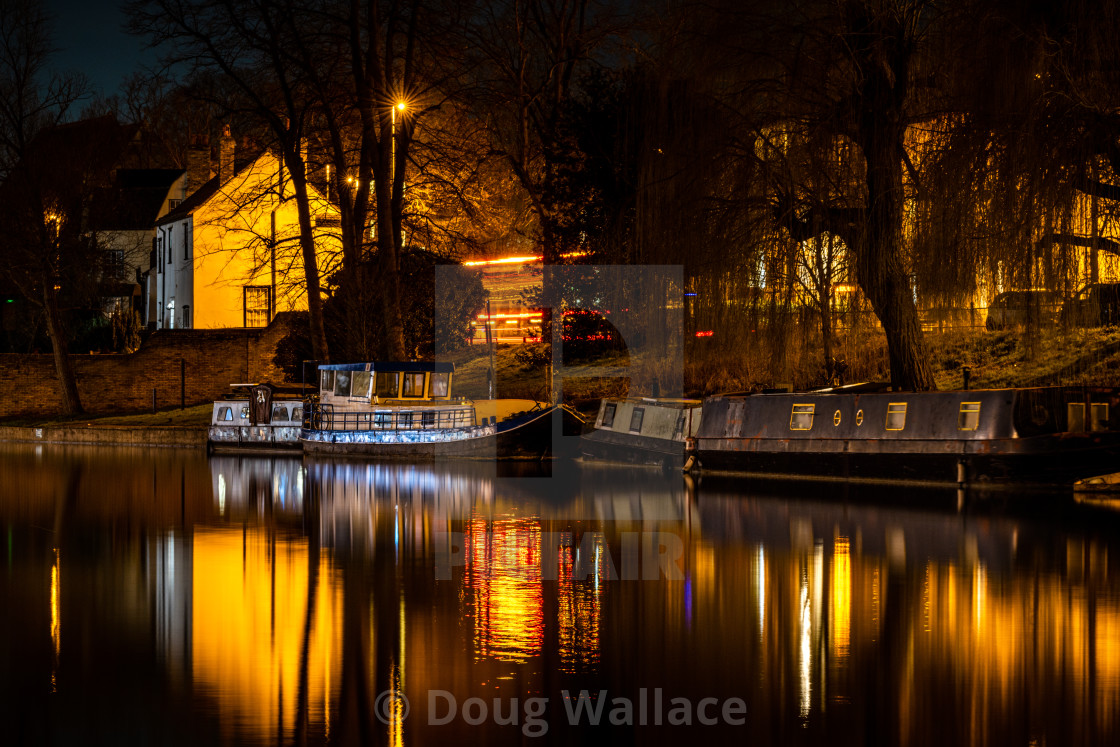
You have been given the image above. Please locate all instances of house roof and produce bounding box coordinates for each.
[154,156,257,227]
[97,168,184,231]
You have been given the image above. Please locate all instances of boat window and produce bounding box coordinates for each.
[334,371,352,397]
[398,412,414,429]
[218,406,233,422]
[352,371,372,398]
[1068,402,1086,432]
[402,373,426,397]
[629,407,645,433]
[376,372,400,398]
[790,403,815,430]
[958,402,981,431]
[429,372,450,397]
[1092,403,1109,432]
[271,405,289,422]
[320,370,335,392]
[422,411,436,428]
[374,412,391,429]
[602,403,617,428]
[885,402,907,431]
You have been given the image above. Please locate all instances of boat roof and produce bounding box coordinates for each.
[317,361,455,373]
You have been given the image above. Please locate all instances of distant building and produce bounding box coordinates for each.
[464,254,543,344]
[96,168,187,323]
[153,128,339,329]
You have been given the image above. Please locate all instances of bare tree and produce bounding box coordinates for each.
[0,0,92,414]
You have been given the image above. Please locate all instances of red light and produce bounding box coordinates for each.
[695,330,714,338]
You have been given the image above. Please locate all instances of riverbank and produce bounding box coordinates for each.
[0,424,207,448]
[0,403,212,447]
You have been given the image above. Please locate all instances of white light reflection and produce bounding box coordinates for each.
[756,544,766,636]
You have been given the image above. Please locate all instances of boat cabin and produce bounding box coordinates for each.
[318,362,457,406]
[697,386,1120,442]
[593,398,702,441]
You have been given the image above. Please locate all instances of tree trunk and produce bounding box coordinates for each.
[851,8,936,392]
[42,278,84,415]
[288,162,330,362]
[375,164,407,360]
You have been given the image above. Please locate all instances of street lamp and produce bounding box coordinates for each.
[391,100,407,183]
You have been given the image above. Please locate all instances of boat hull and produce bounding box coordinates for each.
[301,405,571,460]
[694,432,1120,486]
[208,425,302,453]
[579,429,686,469]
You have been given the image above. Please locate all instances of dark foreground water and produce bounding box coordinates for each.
[1,445,1119,746]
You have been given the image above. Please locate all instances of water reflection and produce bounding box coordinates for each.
[0,445,1119,745]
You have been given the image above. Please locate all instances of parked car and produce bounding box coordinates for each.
[1060,283,1120,327]
[985,290,1061,330]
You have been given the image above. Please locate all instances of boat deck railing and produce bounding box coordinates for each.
[303,403,476,432]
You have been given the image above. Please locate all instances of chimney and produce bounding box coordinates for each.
[186,133,213,196]
[220,124,236,185]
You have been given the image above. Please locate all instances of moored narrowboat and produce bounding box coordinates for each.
[688,386,1120,486]
[300,362,583,459]
[580,397,702,469]
[208,383,304,453]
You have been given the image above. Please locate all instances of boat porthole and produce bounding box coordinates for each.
[833,409,842,426]
[855,409,864,426]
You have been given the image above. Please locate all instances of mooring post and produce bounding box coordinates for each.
[151,387,157,412]
[180,358,186,409]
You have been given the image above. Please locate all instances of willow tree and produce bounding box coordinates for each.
[645,0,963,389]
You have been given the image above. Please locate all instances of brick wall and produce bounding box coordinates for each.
[0,312,303,418]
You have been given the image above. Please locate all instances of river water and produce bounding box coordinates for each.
[1,444,1118,746]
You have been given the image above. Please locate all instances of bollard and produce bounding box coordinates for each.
[152,387,157,412]
[180,358,186,409]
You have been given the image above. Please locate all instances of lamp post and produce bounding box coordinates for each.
[391,100,407,184]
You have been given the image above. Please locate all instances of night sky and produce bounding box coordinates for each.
[47,0,159,98]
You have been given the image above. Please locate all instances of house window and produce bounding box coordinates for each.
[181,305,190,329]
[243,286,271,327]
[429,372,450,397]
[104,249,124,280]
[402,372,426,397]
[885,402,908,431]
[376,372,399,398]
[790,403,815,430]
[168,198,182,211]
[1092,403,1109,432]
[629,407,645,433]
[958,402,981,431]
[1068,402,1086,432]
[601,402,616,428]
